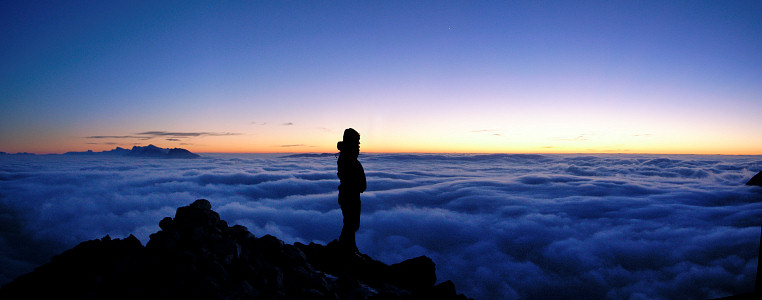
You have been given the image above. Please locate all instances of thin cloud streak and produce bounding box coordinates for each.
[85,131,242,141]
[86,135,145,139]
[137,131,242,137]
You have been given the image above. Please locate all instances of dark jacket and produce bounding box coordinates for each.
[337,154,366,193]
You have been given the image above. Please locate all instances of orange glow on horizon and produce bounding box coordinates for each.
[11,146,761,156]
[4,127,760,155]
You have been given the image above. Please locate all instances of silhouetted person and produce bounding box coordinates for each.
[337,128,366,253]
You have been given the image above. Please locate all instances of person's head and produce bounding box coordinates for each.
[338,128,360,156]
[343,128,360,144]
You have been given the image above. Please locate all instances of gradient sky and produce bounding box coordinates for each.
[2,1,761,154]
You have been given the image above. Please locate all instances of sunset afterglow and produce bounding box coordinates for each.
[2,1,761,154]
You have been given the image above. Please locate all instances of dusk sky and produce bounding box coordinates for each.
[2,1,761,154]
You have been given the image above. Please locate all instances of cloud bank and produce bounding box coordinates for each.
[1,153,761,299]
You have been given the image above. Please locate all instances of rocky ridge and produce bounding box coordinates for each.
[0,199,470,300]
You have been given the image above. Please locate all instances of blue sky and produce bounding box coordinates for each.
[2,1,761,153]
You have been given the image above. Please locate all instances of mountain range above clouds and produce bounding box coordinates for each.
[65,144,200,158]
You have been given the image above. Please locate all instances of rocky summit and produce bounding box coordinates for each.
[0,199,471,300]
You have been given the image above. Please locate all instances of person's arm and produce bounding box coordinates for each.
[357,161,366,193]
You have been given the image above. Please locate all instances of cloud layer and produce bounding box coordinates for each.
[1,153,761,299]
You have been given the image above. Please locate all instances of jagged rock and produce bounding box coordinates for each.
[423,280,471,300]
[747,171,762,187]
[389,256,436,292]
[0,199,472,300]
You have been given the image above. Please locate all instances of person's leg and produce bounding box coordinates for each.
[339,193,361,251]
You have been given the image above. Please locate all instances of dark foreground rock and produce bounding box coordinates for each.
[0,199,471,300]
[747,171,762,187]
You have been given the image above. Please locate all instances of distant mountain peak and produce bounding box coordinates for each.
[65,145,199,158]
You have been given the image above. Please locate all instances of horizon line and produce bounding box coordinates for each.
[5,150,762,156]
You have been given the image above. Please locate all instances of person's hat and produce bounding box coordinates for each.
[343,128,360,142]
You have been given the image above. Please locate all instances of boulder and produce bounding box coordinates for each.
[389,256,437,292]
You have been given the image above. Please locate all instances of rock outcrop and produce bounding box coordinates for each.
[0,199,470,300]
[747,171,762,187]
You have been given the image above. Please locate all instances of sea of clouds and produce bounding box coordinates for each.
[1,153,762,299]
